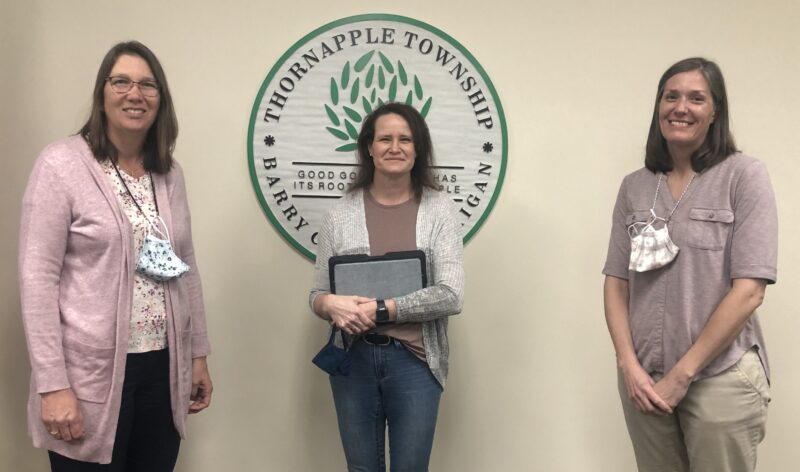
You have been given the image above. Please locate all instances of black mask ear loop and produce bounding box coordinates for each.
[111,162,189,281]
[111,160,158,218]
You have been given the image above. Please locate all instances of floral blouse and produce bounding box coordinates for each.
[102,160,168,353]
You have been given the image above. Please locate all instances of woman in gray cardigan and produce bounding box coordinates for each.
[310,102,464,471]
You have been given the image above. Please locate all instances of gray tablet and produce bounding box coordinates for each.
[329,250,427,299]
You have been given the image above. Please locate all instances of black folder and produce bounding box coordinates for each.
[329,250,427,298]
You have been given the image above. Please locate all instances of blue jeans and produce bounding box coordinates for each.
[330,338,443,472]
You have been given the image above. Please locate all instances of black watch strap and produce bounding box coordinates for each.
[376,299,390,324]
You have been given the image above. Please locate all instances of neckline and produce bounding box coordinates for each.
[105,159,149,182]
[654,172,696,221]
[365,189,416,209]
[116,165,148,181]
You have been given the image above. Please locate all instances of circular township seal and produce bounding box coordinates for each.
[248,14,507,261]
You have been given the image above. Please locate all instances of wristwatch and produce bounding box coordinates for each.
[376,299,390,324]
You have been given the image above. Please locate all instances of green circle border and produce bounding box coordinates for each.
[247,13,508,261]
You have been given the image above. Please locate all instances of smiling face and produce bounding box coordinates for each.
[103,54,160,144]
[658,70,715,155]
[368,113,417,180]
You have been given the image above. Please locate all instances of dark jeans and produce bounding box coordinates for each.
[49,348,180,472]
[330,338,443,472]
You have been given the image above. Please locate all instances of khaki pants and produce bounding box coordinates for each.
[618,350,770,472]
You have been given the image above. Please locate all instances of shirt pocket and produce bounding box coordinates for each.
[63,337,116,404]
[625,210,655,242]
[626,210,653,226]
[686,208,734,250]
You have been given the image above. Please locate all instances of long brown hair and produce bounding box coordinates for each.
[79,41,178,174]
[645,57,737,173]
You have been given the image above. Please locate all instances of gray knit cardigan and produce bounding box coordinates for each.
[309,187,464,387]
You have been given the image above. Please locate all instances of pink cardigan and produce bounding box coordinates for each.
[18,135,211,463]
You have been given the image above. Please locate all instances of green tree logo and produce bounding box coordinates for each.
[324,50,433,152]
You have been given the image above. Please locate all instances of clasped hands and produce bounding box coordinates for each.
[322,294,378,336]
[621,360,691,417]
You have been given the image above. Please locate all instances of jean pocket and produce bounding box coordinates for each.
[686,208,733,250]
[63,338,116,404]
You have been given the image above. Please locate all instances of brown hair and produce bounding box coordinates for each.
[350,102,437,195]
[645,57,737,173]
[79,41,177,174]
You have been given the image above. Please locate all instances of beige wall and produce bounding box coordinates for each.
[3,0,799,470]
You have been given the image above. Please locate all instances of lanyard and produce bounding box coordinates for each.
[652,172,696,223]
[111,160,159,217]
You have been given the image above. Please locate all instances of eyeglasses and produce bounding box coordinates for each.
[106,76,160,97]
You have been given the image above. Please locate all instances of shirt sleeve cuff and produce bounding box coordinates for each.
[34,365,71,394]
[191,333,211,358]
[731,265,777,285]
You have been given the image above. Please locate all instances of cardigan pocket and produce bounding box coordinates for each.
[686,208,734,250]
[180,329,193,406]
[63,338,115,403]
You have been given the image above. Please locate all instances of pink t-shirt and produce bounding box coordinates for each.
[364,190,426,361]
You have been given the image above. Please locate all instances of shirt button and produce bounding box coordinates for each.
[708,212,715,218]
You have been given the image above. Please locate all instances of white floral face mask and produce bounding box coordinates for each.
[136,216,190,282]
[628,210,680,272]
[627,173,696,273]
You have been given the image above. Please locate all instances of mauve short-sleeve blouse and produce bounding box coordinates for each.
[603,153,778,380]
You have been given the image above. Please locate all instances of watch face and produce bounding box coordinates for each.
[376,301,389,323]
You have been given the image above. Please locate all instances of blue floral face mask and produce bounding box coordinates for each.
[136,216,190,282]
[110,161,190,283]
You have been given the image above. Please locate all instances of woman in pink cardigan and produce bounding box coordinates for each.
[19,41,212,470]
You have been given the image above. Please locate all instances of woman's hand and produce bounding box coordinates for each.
[657,278,767,409]
[653,369,691,409]
[189,357,213,414]
[41,388,85,441]
[320,294,376,335]
[605,276,670,416]
[619,357,673,416]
